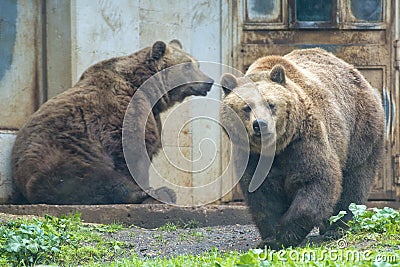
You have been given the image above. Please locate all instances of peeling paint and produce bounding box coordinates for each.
[0,0,17,81]
[0,1,43,129]
[99,0,122,32]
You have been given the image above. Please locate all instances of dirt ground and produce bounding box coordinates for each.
[103,224,323,259]
[0,212,323,260]
[0,212,261,259]
[106,224,261,259]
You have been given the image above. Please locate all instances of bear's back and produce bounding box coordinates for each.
[283,48,381,127]
[284,48,384,168]
[284,48,372,101]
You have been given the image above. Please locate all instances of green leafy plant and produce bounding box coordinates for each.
[0,206,399,266]
[329,203,400,235]
[347,203,400,234]
[235,249,269,267]
[0,213,131,266]
[329,210,347,225]
[0,213,80,266]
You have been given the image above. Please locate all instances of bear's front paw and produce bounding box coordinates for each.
[154,186,177,203]
[142,186,177,204]
[322,228,345,241]
[257,237,285,250]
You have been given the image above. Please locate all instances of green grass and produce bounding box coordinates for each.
[86,248,240,267]
[158,222,178,232]
[0,213,129,266]
[157,219,201,231]
[0,204,399,266]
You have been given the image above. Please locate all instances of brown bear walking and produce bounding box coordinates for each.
[12,40,213,204]
[220,48,385,249]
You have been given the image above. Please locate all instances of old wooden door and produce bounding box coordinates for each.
[226,0,399,205]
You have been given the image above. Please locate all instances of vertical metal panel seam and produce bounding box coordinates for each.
[41,0,47,104]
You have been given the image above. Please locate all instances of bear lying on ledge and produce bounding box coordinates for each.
[12,40,213,204]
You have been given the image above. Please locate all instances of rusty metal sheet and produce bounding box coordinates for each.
[239,44,390,70]
[243,30,386,45]
[0,1,44,129]
[231,0,396,203]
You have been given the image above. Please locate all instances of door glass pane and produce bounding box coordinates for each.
[350,0,382,21]
[296,0,332,21]
[247,0,281,22]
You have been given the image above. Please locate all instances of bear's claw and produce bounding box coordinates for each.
[141,186,177,204]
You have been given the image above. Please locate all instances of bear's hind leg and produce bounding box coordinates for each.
[267,180,335,250]
[322,155,380,239]
[241,173,289,247]
[248,186,289,242]
[25,158,146,204]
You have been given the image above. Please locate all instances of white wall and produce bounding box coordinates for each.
[0,0,45,203]
[136,0,223,205]
[71,0,141,82]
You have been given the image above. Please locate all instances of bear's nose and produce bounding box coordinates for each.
[253,119,268,136]
[206,78,214,84]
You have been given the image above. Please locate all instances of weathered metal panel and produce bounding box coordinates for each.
[243,30,387,45]
[71,0,140,82]
[0,0,45,203]
[229,0,398,203]
[393,0,400,201]
[0,0,44,129]
[189,0,223,205]
[46,0,72,99]
[138,1,193,205]
[139,0,222,205]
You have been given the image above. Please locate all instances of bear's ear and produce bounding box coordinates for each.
[270,65,286,84]
[169,39,183,49]
[220,73,238,95]
[151,41,167,60]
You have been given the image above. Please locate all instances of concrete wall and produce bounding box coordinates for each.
[0,0,225,205]
[0,0,45,202]
[0,132,16,203]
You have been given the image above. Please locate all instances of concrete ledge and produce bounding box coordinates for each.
[0,131,17,203]
[0,204,253,228]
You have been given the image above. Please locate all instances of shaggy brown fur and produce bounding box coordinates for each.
[220,48,385,249]
[12,40,213,204]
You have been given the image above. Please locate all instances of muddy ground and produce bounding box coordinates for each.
[106,224,261,259]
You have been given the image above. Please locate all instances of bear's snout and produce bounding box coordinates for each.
[191,78,214,96]
[206,77,215,85]
[252,119,269,136]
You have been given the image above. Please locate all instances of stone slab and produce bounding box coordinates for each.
[0,204,253,228]
[0,131,16,203]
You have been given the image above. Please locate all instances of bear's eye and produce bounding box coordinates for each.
[268,103,276,110]
[184,63,192,71]
[242,105,251,113]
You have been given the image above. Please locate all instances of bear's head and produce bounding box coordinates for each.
[220,65,299,154]
[148,40,214,105]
